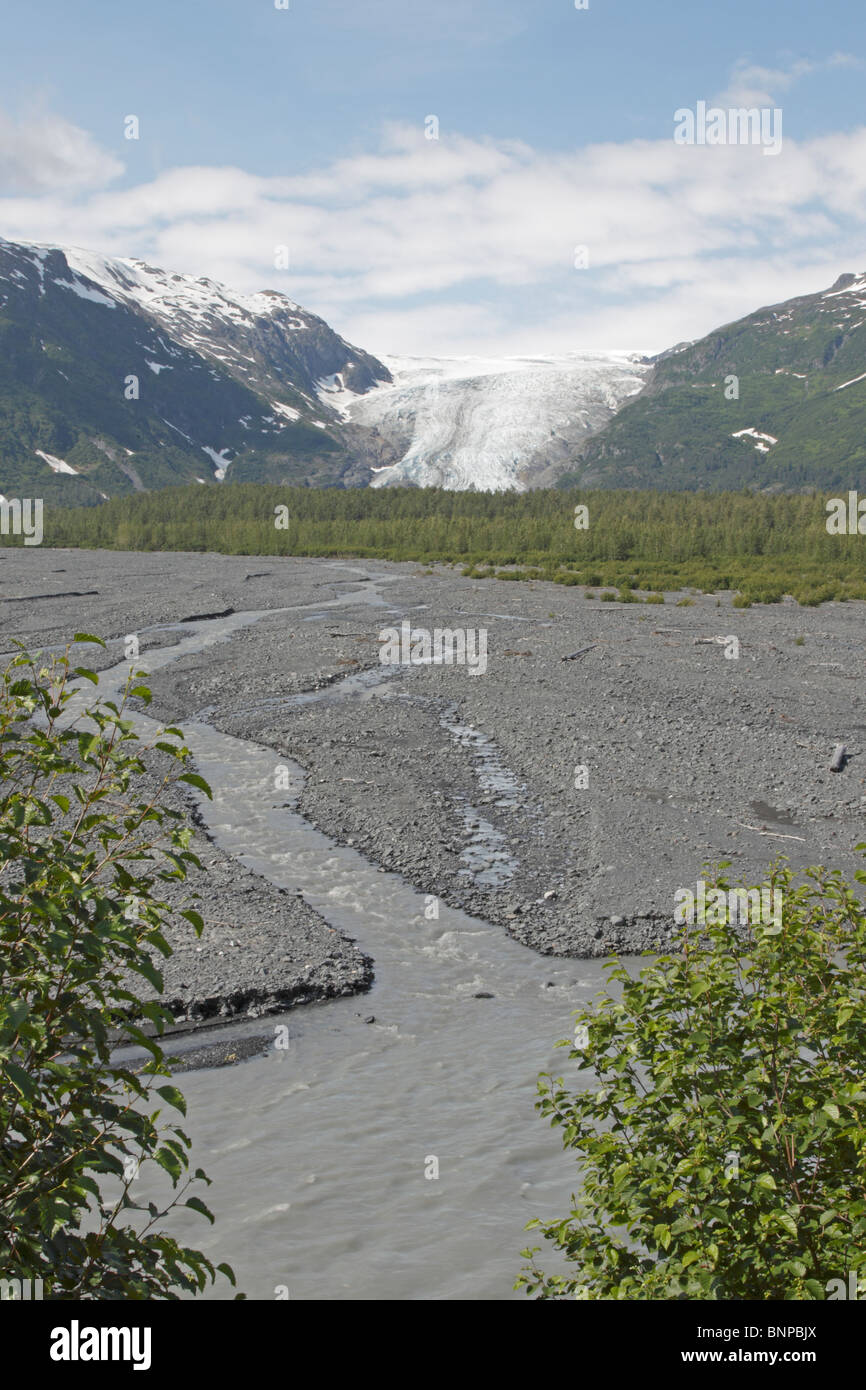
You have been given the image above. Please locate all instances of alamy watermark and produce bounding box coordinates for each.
[50,1322,151,1370]
[674,101,782,156]
[379,620,488,676]
[0,1276,44,1300]
[826,1272,865,1300]
[0,497,43,545]
[674,879,783,927]
[826,492,866,534]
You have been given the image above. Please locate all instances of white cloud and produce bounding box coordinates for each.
[715,52,862,107]
[3,98,866,355]
[346,301,506,358]
[0,107,123,192]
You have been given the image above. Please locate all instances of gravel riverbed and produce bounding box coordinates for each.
[3,547,864,1029]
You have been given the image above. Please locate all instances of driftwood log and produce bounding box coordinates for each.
[560,645,597,662]
[830,743,847,772]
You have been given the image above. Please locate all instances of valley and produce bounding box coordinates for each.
[4,547,866,1297]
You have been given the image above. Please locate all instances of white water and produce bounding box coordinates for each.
[85,571,613,1300]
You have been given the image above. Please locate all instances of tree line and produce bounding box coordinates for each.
[5,483,866,605]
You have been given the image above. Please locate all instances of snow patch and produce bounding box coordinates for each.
[35,449,78,475]
[202,446,232,480]
[21,247,48,295]
[53,276,116,308]
[732,427,778,448]
[161,418,195,443]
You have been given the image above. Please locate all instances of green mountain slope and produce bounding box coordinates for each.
[559,271,866,491]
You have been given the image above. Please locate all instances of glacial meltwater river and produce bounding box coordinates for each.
[87,571,612,1300]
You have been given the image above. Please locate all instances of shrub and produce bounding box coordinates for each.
[518,859,866,1300]
[0,639,237,1299]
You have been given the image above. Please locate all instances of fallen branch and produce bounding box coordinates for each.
[561,645,597,662]
[734,821,806,842]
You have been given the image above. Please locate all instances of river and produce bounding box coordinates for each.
[87,570,612,1300]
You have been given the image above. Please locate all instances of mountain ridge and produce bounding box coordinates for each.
[3,237,866,502]
[0,237,394,503]
[561,269,866,491]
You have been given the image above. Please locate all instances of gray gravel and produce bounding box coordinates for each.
[4,547,865,1010]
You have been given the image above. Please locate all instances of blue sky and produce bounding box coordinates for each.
[1,0,866,355]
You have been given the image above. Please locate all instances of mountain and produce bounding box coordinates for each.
[329,352,650,490]
[0,237,393,503]
[5,237,865,505]
[560,271,866,492]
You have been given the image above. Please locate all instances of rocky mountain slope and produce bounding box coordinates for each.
[0,237,393,503]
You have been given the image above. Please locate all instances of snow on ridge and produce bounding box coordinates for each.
[23,240,307,334]
[19,246,49,295]
[53,276,116,308]
[823,273,866,300]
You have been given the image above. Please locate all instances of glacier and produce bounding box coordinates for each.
[325,351,651,491]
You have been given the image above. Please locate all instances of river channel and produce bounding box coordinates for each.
[86,570,612,1300]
